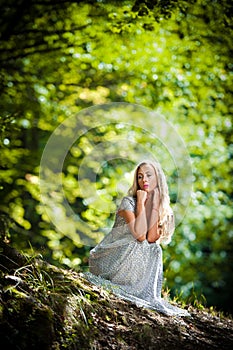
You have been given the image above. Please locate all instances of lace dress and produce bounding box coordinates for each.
[85,196,190,316]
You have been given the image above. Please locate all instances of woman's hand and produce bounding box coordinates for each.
[136,190,147,205]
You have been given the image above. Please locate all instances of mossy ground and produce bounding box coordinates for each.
[0,250,233,350]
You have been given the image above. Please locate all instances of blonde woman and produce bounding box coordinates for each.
[86,160,190,316]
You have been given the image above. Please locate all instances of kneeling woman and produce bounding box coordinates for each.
[85,160,190,316]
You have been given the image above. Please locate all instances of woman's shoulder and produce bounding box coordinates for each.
[121,195,136,203]
[118,195,136,212]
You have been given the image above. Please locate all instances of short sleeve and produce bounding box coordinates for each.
[118,196,136,212]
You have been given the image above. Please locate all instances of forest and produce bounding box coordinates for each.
[0,0,232,319]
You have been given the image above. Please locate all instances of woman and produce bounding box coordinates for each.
[85,160,190,316]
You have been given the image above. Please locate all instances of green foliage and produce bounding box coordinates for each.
[0,0,232,313]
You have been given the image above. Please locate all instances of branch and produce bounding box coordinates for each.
[0,240,27,272]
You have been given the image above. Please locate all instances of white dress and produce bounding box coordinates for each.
[85,196,190,316]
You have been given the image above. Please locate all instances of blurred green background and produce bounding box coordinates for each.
[0,0,232,313]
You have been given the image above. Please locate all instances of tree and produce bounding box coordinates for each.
[0,0,232,313]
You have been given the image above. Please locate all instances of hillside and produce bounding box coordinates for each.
[0,241,233,350]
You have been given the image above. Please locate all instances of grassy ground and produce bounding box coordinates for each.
[0,245,233,350]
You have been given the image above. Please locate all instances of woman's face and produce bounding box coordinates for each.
[137,164,158,193]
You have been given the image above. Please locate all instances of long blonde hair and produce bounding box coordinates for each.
[128,160,175,244]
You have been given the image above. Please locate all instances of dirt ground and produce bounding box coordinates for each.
[82,280,233,350]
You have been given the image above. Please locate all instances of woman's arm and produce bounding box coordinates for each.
[146,188,160,243]
[118,190,148,241]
